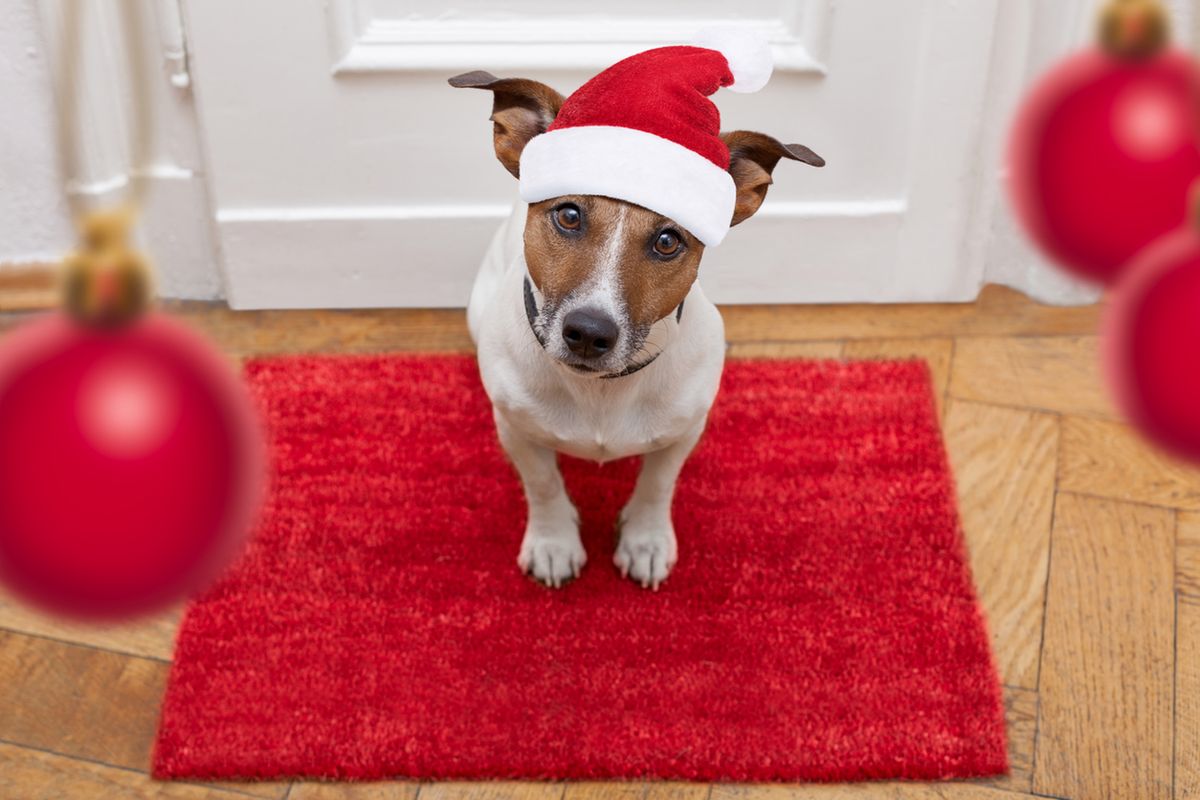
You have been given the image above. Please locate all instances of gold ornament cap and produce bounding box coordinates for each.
[60,208,154,327]
[1099,0,1172,59]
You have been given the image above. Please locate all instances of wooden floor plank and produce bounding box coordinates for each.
[0,630,168,770]
[560,784,708,800]
[164,303,475,357]
[726,341,843,359]
[0,591,180,661]
[708,782,1023,798]
[1058,417,1200,511]
[1033,493,1175,800]
[562,783,643,800]
[418,783,563,800]
[210,782,288,800]
[0,741,248,800]
[976,686,1037,794]
[1179,512,1200,599]
[721,285,1102,342]
[289,782,417,799]
[949,336,1113,418]
[843,338,952,416]
[1178,596,1200,799]
[943,400,1057,689]
[643,785,712,800]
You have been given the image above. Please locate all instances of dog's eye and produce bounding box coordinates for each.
[553,204,583,232]
[653,230,682,258]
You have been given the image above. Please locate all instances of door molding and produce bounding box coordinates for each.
[326,0,832,74]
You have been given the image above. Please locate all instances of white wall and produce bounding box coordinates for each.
[0,0,73,266]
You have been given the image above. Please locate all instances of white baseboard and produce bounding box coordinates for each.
[217,204,510,309]
[213,199,956,309]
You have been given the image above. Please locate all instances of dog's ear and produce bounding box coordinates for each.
[721,131,825,226]
[449,71,565,179]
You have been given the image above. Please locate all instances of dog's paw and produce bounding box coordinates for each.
[518,533,586,588]
[614,518,677,590]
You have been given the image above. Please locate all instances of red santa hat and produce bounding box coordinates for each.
[518,30,774,247]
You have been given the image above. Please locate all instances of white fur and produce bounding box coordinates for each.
[469,200,726,589]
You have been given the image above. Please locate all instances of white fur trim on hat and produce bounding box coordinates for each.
[692,27,774,93]
[519,126,737,247]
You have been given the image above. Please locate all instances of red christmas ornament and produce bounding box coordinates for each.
[0,214,264,619]
[1008,0,1200,284]
[1103,205,1200,462]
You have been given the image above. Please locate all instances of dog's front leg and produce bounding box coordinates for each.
[495,413,585,587]
[615,424,704,590]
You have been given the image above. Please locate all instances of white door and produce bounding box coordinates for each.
[177,0,1079,309]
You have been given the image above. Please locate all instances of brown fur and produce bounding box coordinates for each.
[722,131,826,225]
[524,196,704,329]
[448,71,565,178]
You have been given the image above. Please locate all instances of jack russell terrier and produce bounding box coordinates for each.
[452,34,823,589]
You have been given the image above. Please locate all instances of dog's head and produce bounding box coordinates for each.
[452,70,823,376]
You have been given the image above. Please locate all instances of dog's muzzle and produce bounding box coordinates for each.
[523,276,676,380]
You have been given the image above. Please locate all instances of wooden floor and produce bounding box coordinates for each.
[0,284,1196,800]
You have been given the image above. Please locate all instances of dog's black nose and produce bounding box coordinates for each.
[562,308,618,359]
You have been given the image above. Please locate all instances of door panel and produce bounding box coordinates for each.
[183,0,1003,308]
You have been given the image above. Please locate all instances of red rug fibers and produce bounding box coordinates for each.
[153,354,1007,783]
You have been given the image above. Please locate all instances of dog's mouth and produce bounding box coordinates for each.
[550,329,663,380]
[561,350,659,379]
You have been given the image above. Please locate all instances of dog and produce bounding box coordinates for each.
[451,49,823,589]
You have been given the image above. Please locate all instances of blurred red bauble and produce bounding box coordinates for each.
[0,311,264,619]
[1104,224,1200,462]
[1008,46,1200,284]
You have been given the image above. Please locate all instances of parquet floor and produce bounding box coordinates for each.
[0,284,1195,799]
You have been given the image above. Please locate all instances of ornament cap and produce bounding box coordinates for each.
[61,208,154,327]
[1099,0,1171,60]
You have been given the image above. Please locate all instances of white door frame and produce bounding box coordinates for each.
[34,0,221,300]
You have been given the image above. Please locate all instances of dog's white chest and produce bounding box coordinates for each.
[493,383,684,462]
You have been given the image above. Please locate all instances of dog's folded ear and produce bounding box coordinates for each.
[449,71,565,179]
[721,131,825,226]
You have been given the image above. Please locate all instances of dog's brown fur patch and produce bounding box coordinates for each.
[524,196,704,329]
[449,72,564,178]
[722,131,826,225]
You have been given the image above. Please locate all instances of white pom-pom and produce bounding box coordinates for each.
[692,27,774,93]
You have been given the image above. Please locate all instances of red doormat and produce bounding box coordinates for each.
[153,354,1007,784]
